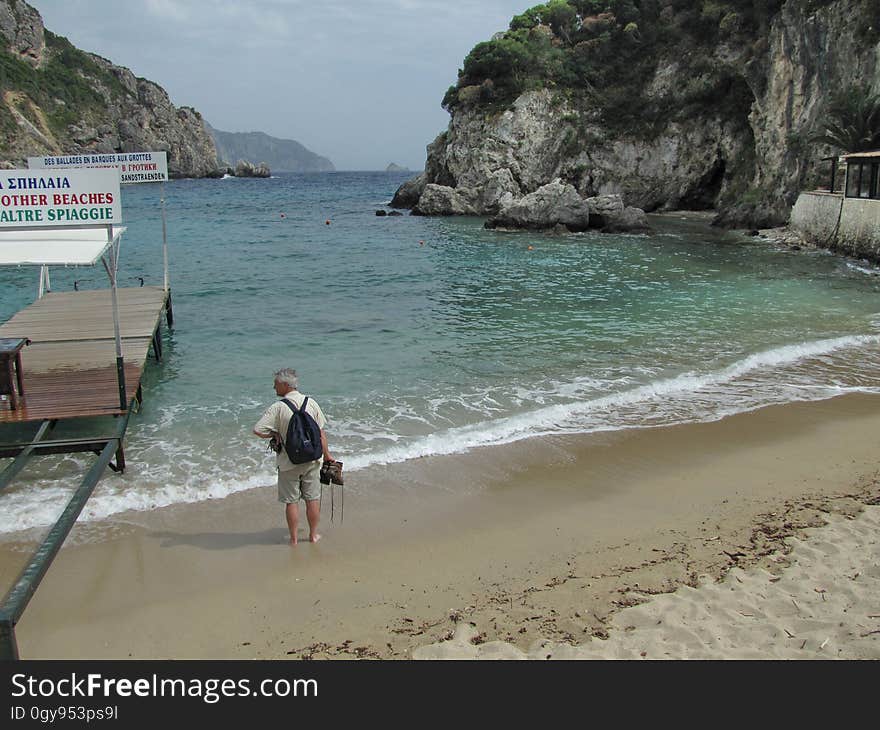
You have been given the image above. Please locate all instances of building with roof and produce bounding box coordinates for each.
[790,150,880,261]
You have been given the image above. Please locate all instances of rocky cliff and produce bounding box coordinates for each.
[395,0,880,228]
[0,0,221,177]
[208,124,334,172]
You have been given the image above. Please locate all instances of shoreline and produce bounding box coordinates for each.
[2,393,879,659]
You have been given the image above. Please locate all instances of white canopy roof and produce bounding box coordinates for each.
[0,226,125,266]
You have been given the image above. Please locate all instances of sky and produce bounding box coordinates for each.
[28,0,531,171]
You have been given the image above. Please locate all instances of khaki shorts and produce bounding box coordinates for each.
[277,461,321,503]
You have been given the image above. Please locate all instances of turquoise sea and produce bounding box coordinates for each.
[2,170,880,534]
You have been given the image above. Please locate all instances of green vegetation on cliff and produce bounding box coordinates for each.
[426,0,880,225]
[811,85,880,153]
[0,30,138,156]
[0,0,220,178]
[0,30,132,149]
[442,0,876,137]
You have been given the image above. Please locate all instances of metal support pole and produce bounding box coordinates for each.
[114,441,126,473]
[151,329,163,361]
[165,291,174,329]
[105,226,127,411]
[161,182,169,293]
[36,265,47,300]
[115,357,127,412]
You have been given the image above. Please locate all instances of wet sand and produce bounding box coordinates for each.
[1,393,879,659]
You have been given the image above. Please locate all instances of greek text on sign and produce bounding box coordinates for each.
[0,168,122,227]
[27,151,169,184]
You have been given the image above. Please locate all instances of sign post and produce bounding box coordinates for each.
[106,224,126,410]
[161,183,169,292]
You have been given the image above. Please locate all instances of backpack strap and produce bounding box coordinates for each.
[281,396,311,414]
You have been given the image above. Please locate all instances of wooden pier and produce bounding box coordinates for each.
[0,160,178,659]
[0,286,170,423]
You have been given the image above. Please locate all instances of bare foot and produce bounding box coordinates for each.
[309,533,322,544]
[289,537,298,546]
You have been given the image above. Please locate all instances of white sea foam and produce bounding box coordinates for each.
[2,333,880,536]
[0,467,276,536]
[342,332,880,470]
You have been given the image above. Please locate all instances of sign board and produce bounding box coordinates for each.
[28,151,169,184]
[0,168,122,228]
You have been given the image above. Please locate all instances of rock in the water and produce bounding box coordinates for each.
[585,193,625,221]
[391,172,426,209]
[375,209,388,216]
[412,184,477,216]
[233,160,270,178]
[485,179,590,231]
[602,205,651,233]
[587,194,650,232]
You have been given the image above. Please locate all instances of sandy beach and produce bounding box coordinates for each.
[1,393,879,660]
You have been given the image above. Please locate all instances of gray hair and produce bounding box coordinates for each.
[273,368,298,389]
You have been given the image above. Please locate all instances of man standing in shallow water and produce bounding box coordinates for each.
[253,368,334,545]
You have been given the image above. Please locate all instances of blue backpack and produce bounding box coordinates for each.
[281,397,323,464]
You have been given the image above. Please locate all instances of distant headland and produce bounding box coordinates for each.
[207,125,334,173]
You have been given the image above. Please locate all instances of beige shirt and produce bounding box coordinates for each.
[254,390,327,471]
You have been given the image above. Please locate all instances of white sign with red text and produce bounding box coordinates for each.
[0,168,122,228]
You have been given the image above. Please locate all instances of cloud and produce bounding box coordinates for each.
[144,0,189,22]
[29,0,530,168]
[142,0,292,41]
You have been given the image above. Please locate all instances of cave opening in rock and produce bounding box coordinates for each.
[681,156,727,210]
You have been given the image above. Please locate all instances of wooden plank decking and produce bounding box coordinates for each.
[0,286,168,423]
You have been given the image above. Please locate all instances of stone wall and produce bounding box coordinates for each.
[790,192,843,246]
[837,199,880,260]
[790,192,880,262]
